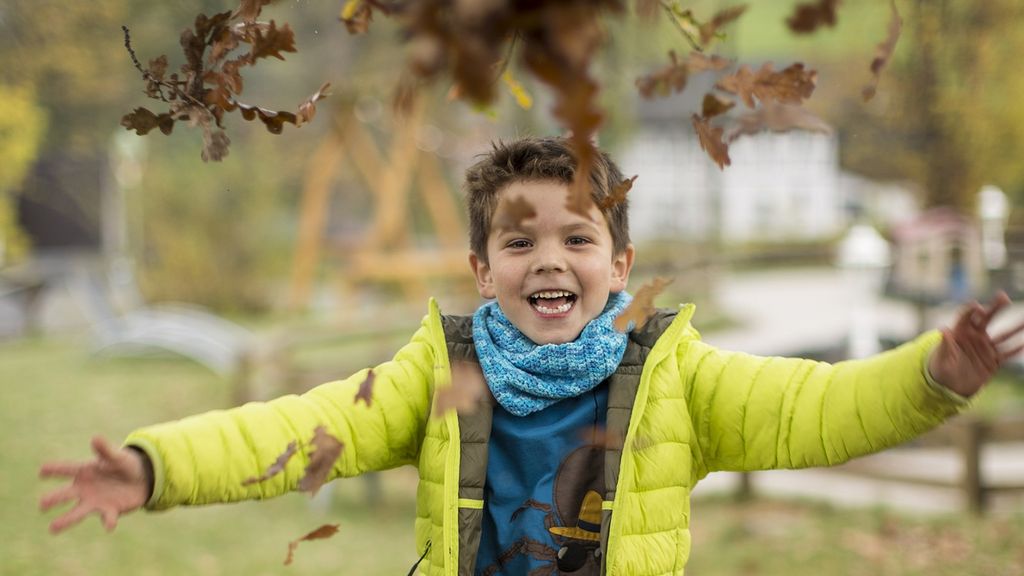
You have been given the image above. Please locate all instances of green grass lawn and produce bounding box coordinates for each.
[5,333,1024,575]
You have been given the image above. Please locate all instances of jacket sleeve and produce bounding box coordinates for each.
[681,330,967,473]
[125,317,439,511]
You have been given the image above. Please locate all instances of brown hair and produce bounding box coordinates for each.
[464,136,631,263]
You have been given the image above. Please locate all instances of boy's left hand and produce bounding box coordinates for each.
[928,291,1024,398]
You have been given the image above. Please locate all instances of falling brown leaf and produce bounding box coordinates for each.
[434,360,489,417]
[715,62,817,109]
[250,21,297,61]
[786,0,839,34]
[599,175,637,211]
[242,441,298,486]
[566,138,599,218]
[354,369,375,407]
[614,277,674,332]
[701,93,735,119]
[727,103,832,142]
[699,4,748,46]
[234,0,272,23]
[298,426,344,497]
[147,56,168,82]
[691,114,731,169]
[121,107,175,136]
[236,102,297,134]
[685,51,733,72]
[862,0,902,102]
[581,425,624,450]
[636,50,689,99]
[492,194,537,232]
[296,81,331,125]
[340,0,373,34]
[284,523,341,566]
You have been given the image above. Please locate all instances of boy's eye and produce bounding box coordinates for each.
[507,239,532,249]
[567,237,590,246]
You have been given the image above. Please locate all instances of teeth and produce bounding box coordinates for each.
[534,301,573,314]
[531,290,574,299]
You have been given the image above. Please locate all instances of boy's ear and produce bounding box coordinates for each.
[610,244,636,293]
[469,251,496,299]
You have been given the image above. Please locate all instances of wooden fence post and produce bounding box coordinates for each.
[736,472,753,501]
[958,417,986,515]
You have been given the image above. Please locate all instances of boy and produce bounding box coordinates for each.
[41,136,1024,575]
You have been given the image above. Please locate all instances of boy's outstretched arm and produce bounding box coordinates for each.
[928,291,1024,398]
[39,436,152,534]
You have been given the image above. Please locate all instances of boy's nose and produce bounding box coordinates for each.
[531,246,568,273]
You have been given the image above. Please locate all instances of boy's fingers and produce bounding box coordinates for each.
[993,317,1024,345]
[1000,343,1024,363]
[39,461,83,478]
[101,508,119,532]
[91,436,118,462]
[39,485,77,512]
[979,291,1012,326]
[49,502,92,535]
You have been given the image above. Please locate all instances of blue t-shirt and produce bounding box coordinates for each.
[474,383,609,576]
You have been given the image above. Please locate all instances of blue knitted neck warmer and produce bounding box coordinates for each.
[472,291,632,417]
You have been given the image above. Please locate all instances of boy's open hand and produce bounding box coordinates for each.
[39,436,149,534]
[928,291,1024,398]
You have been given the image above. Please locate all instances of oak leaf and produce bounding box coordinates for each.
[193,11,233,44]
[636,51,689,99]
[862,0,902,102]
[434,360,488,417]
[147,56,168,82]
[614,277,674,332]
[685,52,732,73]
[235,0,272,24]
[727,103,831,142]
[492,194,537,232]
[250,21,297,61]
[581,425,624,451]
[284,523,341,566]
[699,5,749,46]
[296,82,332,126]
[692,114,731,169]
[121,107,175,136]
[599,175,637,211]
[354,369,375,407]
[241,440,298,486]
[297,426,343,497]
[786,0,839,34]
[701,93,735,119]
[715,63,817,109]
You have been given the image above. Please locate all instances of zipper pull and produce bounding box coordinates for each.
[406,540,432,576]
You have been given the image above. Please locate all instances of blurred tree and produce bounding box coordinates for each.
[0,84,46,263]
[829,0,1024,210]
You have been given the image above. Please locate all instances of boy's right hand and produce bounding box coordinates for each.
[39,436,150,534]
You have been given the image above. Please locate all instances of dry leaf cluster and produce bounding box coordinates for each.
[120,1,329,161]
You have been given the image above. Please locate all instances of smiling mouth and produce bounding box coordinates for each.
[529,290,578,315]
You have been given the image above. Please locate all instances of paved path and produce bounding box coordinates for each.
[689,267,1024,515]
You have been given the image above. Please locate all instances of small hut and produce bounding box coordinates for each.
[887,208,985,303]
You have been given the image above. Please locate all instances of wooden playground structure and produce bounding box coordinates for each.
[287,95,476,313]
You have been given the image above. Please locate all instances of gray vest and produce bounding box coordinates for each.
[441,309,677,575]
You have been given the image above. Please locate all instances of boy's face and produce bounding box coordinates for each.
[469,180,634,345]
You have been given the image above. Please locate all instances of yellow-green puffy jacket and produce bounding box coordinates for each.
[126,300,964,575]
